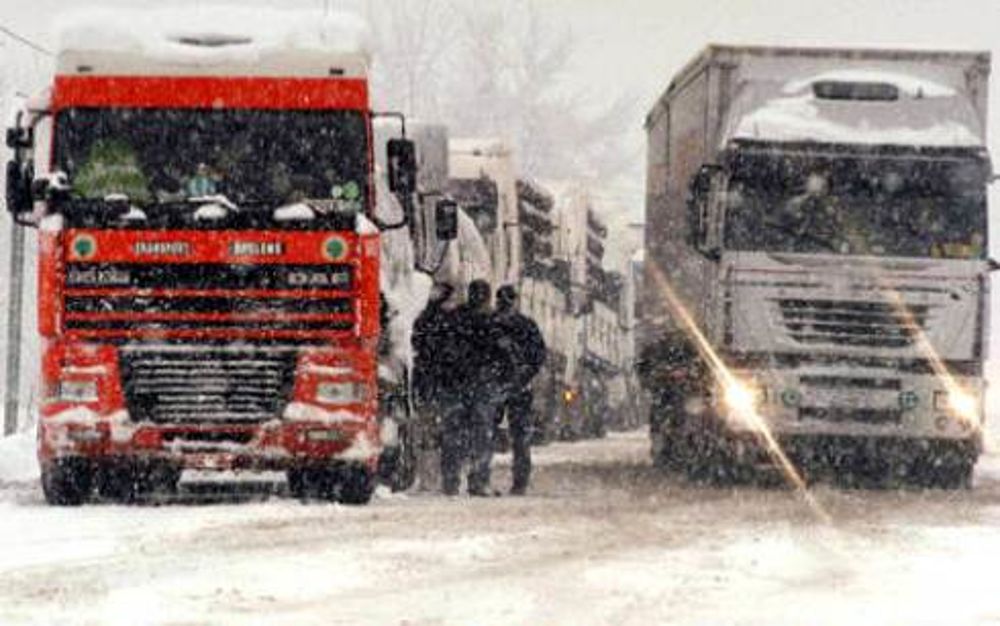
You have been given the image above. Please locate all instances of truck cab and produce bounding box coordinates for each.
[4,9,435,504]
[644,46,993,485]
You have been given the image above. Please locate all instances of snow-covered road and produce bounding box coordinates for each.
[3,430,1000,625]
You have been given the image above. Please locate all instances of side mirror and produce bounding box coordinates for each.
[5,160,32,215]
[5,127,31,150]
[435,198,459,241]
[387,138,417,195]
[690,164,722,196]
[687,163,724,255]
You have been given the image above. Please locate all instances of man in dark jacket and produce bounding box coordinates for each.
[494,285,546,495]
[440,279,505,496]
[412,282,456,411]
[410,283,456,489]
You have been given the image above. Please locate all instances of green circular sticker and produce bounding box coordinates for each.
[324,236,347,260]
[343,181,360,200]
[72,235,96,259]
[780,389,802,407]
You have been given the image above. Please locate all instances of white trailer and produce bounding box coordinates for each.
[642,45,992,485]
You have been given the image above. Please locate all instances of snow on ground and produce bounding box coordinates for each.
[3,431,1000,625]
[0,431,37,485]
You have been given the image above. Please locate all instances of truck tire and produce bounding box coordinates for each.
[287,468,313,500]
[42,458,93,506]
[288,465,375,504]
[338,465,376,505]
[915,442,975,489]
[96,464,138,503]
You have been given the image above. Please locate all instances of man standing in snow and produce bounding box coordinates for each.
[412,282,456,413]
[494,286,546,495]
[440,280,504,496]
[410,283,457,490]
[496,285,545,496]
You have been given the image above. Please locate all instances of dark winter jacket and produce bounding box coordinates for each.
[451,303,507,395]
[412,300,457,404]
[494,310,546,390]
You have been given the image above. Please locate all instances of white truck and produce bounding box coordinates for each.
[642,45,993,486]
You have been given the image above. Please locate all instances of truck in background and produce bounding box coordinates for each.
[448,140,577,442]
[372,121,491,490]
[4,8,460,504]
[642,45,992,485]
[448,141,636,442]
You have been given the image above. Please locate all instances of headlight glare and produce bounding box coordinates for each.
[723,379,760,413]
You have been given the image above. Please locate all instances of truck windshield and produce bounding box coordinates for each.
[54,107,369,225]
[723,152,988,259]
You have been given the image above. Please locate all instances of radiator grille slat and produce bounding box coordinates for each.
[120,349,297,424]
[777,299,929,349]
[63,263,356,335]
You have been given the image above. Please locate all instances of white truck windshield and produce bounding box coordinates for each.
[724,151,988,259]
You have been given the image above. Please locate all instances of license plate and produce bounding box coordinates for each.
[184,453,236,470]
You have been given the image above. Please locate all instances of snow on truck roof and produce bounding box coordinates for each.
[53,7,371,78]
[653,45,989,150]
[728,66,985,148]
[724,50,988,149]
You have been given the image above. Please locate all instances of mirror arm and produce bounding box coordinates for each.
[13,213,39,229]
[415,240,452,276]
[372,111,407,138]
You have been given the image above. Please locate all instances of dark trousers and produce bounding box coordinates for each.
[441,392,498,495]
[504,389,533,492]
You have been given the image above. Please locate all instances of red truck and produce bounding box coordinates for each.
[4,10,445,504]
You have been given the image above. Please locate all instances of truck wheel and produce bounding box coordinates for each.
[97,464,139,503]
[42,458,93,506]
[914,442,975,489]
[287,468,312,500]
[338,465,376,505]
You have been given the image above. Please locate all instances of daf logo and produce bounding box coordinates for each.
[134,241,191,256]
[287,270,350,288]
[230,241,285,256]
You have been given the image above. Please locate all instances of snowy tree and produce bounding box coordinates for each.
[360,0,457,121]
[363,0,636,183]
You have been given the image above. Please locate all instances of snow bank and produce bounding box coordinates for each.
[54,7,371,69]
[0,431,37,483]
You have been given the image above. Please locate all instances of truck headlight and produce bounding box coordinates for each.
[935,390,978,422]
[57,380,99,403]
[315,381,365,405]
[723,379,761,413]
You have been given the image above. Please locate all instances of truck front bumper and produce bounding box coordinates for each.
[719,366,983,442]
[38,404,381,473]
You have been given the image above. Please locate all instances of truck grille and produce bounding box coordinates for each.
[777,299,929,349]
[798,407,902,425]
[119,348,297,423]
[64,263,355,335]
